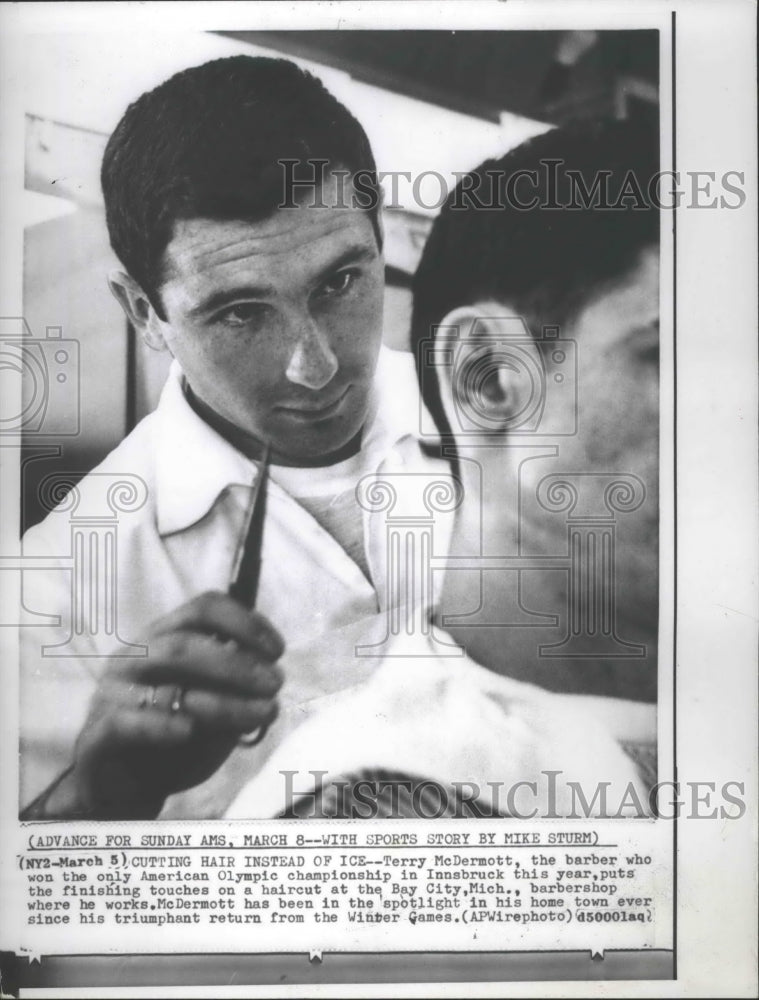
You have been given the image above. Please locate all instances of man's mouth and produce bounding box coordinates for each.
[275,385,352,422]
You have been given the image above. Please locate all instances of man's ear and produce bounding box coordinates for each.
[107,271,168,352]
[433,304,542,434]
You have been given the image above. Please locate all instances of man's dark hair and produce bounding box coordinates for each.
[101,55,381,316]
[411,117,660,438]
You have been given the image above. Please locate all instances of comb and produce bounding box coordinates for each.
[229,443,271,607]
[230,443,273,748]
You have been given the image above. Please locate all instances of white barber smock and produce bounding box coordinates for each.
[19,346,455,816]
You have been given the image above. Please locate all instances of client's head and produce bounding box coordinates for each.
[412,119,660,700]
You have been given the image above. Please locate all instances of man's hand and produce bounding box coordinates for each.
[44,591,284,819]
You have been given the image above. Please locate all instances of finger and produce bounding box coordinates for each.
[81,705,195,752]
[99,683,277,736]
[150,591,284,658]
[103,671,281,717]
[117,650,284,698]
[182,689,278,734]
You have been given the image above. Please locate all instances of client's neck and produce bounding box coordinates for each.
[436,456,656,701]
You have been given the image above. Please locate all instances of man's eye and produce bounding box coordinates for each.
[215,303,266,328]
[319,269,358,298]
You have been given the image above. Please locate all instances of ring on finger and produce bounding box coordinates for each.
[170,686,185,714]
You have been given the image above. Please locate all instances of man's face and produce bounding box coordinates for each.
[153,175,385,464]
[517,245,660,638]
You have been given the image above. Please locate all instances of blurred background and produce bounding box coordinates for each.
[17,29,657,529]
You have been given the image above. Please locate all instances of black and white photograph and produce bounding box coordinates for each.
[16,23,663,823]
[0,1,756,997]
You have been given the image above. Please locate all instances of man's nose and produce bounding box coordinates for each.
[285,318,339,390]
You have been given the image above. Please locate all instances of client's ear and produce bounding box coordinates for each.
[107,270,168,352]
[373,188,385,250]
[433,305,542,434]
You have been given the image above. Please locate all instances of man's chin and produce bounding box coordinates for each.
[269,418,365,468]
[272,387,375,464]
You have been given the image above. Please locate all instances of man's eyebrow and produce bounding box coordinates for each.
[188,243,377,317]
[331,242,377,266]
[311,243,378,284]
